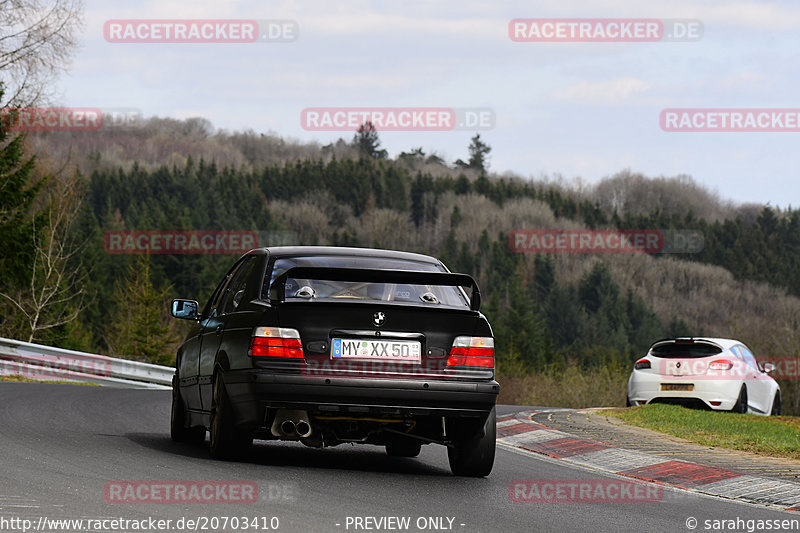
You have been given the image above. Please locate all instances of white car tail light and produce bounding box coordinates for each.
[708,360,733,371]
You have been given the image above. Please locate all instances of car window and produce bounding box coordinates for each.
[739,345,759,370]
[204,273,232,318]
[650,341,722,358]
[204,256,248,317]
[264,255,470,309]
[220,256,258,315]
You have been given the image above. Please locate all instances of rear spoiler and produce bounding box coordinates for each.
[268,267,481,311]
[648,337,716,349]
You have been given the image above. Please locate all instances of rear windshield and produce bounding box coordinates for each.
[264,255,470,309]
[650,341,723,358]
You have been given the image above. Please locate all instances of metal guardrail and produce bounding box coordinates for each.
[0,337,173,390]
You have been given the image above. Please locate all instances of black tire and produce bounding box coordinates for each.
[626,395,634,407]
[386,441,422,458]
[209,371,252,460]
[171,378,205,444]
[771,391,781,416]
[447,407,496,477]
[732,386,748,414]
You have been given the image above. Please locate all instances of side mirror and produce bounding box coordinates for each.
[761,362,776,374]
[171,299,199,320]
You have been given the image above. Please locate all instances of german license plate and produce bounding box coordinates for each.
[661,383,694,391]
[331,338,421,363]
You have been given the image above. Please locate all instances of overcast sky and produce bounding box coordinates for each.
[53,0,800,207]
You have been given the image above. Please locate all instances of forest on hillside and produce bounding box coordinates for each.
[4,117,800,412]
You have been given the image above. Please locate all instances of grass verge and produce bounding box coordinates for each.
[610,404,800,459]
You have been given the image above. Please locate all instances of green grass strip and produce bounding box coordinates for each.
[610,404,800,460]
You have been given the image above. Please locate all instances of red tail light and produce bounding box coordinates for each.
[447,336,494,368]
[708,360,733,370]
[248,327,304,359]
[634,358,651,370]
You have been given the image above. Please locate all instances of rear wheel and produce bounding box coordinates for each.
[771,391,781,416]
[209,372,252,460]
[170,377,205,444]
[447,407,496,477]
[732,386,748,414]
[386,441,422,458]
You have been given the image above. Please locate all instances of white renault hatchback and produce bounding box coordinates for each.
[627,338,781,415]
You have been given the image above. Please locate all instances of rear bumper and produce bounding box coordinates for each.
[627,370,742,410]
[222,369,500,427]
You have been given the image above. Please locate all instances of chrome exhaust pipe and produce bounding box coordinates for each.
[270,409,312,438]
[295,420,312,438]
[281,419,296,436]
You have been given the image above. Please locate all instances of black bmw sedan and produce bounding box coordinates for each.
[170,246,499,476]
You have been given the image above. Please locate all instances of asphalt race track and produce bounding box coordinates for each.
[0,382,795,533]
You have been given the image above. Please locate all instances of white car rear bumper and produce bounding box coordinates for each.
[627,369,744,411]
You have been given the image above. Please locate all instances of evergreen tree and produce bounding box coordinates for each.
[467,134,491,174]
[578,262,619,314]
[353,121,388,159]
[545,284,586,348]
[533,255,555,301]
[105,252,177,365]
[0,86,45,288]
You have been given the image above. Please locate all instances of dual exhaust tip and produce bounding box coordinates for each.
[280,419,312,437]
[271,409,312,439]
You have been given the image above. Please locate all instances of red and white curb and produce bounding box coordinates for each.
[497,411,800,511]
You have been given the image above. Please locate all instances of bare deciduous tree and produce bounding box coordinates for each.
[0,171,87,342]
[592,170,734,221]
[0,0,84,107]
